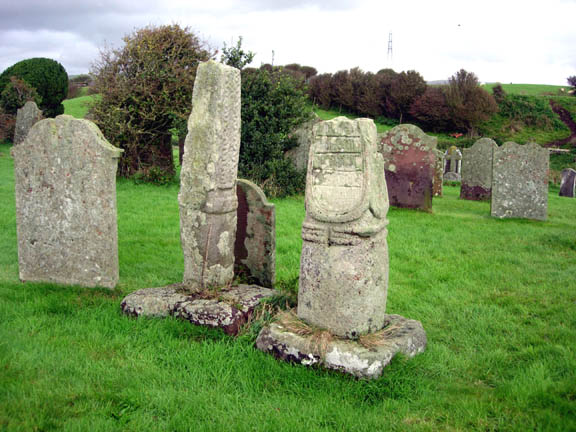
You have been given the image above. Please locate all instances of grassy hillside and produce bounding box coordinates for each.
[62,94,99,119]
[483,83,568,97]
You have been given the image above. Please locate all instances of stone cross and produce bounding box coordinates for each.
[179,60,241,290]
[297,116,389,338]
[13,101,42,145]
[491,142,549,220]
[559,168,576,198]
[443,146,462,181]
[380,124,437,212]
[460,138,498,201]
[11,115,123,288]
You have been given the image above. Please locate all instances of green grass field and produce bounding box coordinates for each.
[1,134,575,431]
[62,94,100,119]
[482,83,567,97]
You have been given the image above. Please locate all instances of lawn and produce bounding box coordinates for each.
[0,137,575,430]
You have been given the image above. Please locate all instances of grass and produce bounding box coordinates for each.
[482,83,567,97]
[62,94,100,119]
[1,135,576,431]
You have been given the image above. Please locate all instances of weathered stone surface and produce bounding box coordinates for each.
[285,114,321,172]
[380,124,437,212]
[255,314,427,379]
[179,60,241,290]
[13,101,43,145]
[235,179,275,287]
[121,284,276,335]
[433,149,444,197]
[559,168,576,198]
[491,142,549,220]
[298,116,389,338]
[444,145,462,177]
[11,115,123,288]
[460,138,497,201]
[443,172,461,182]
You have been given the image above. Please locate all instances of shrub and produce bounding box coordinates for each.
[0,109,16,141]
[388,70,427,122]
[410,86,453,132]
[240,68,313,197]
[0,58,67,117]
[90,24,212,179]
[220,36,255,70]
[308,73,333,108]
[0,76,42,115]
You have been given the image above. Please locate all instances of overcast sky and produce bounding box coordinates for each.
[1,0,575,85]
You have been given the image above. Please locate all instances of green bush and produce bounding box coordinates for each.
[497,94,565,130]
[0,58,67,117]
[240,68,312,198]
[0,76,42,115]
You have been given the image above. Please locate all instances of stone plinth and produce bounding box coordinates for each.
[380,124,437,212]
[235,179,275,287]
[559,168,576,198]
[12,115,122,288]
[256,313,427,379]
[122,284,275,335]
[179,60,241,290]
[460,138,497,201]
[491,142,549,220]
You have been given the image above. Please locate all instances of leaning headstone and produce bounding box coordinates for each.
[121,61,275,335]
[491,142,549,220]
[443,146,462,181]
[12,115,123,288]
[380,124,437,211]
[256,117,426,379]
[559,168,576,197]
[433,149,444,197]
[234,179,275,288]
[460,138,498,201]
[13,101,42,145]
[179,60,241,290]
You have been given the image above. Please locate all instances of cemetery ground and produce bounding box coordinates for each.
[0,138,575,431]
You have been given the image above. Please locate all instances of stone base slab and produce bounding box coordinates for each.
[121,284,276,335]
[255,314,426,379]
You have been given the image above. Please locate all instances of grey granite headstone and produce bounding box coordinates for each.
[559,168,576,198]
[433,149,444,197]
[235,179,276,288]
[491,142,549,220]
[13,101,42,145]
[297,117,390,338]
[11,115,123,288]
[179,60,241,290]
[460,138,497,201]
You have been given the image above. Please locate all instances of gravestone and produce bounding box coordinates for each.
[285,114,321,172]
[433,149,444,197]
[256,117,426,379]
[559,168,576,197]
[443,146,462,181]
[13,101,42,145]
[380,124,437,211]
[12,115,123,288]
[491,142,549,220]
[460,138,498,201]
[235,179,275,287]
[179,60,241,290]
[121,61,276,335]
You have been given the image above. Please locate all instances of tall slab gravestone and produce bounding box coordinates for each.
[179,60,241,290]
[433,149,444,197]
[12,115,123,288]
[121,61,275,335]
[491,142,549,220]
[256,117,426,379]
[380,124,437,211]
[460,138,497,201]
[13,101,42,145]
[559,168,576,198]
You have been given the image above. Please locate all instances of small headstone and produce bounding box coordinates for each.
[433,149,444,197]
[444,145,462,179]
[11,115,123,288]
[491,142,549,220]
[13,101,42,145]
[380,124,437,211]
[235,179,275,287]
[559,168,576,198]
[460,138,497,201]
[179,60,241,290]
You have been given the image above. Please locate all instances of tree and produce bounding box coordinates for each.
[308,73,333,108]
[388,70,427,122]
[240,68,313,197]
[445,69,498,135]
[409,86,453,132]
[567,76,576,94]
[221,36,255,70]
[0,57,67,117]
[91,24,212,179]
